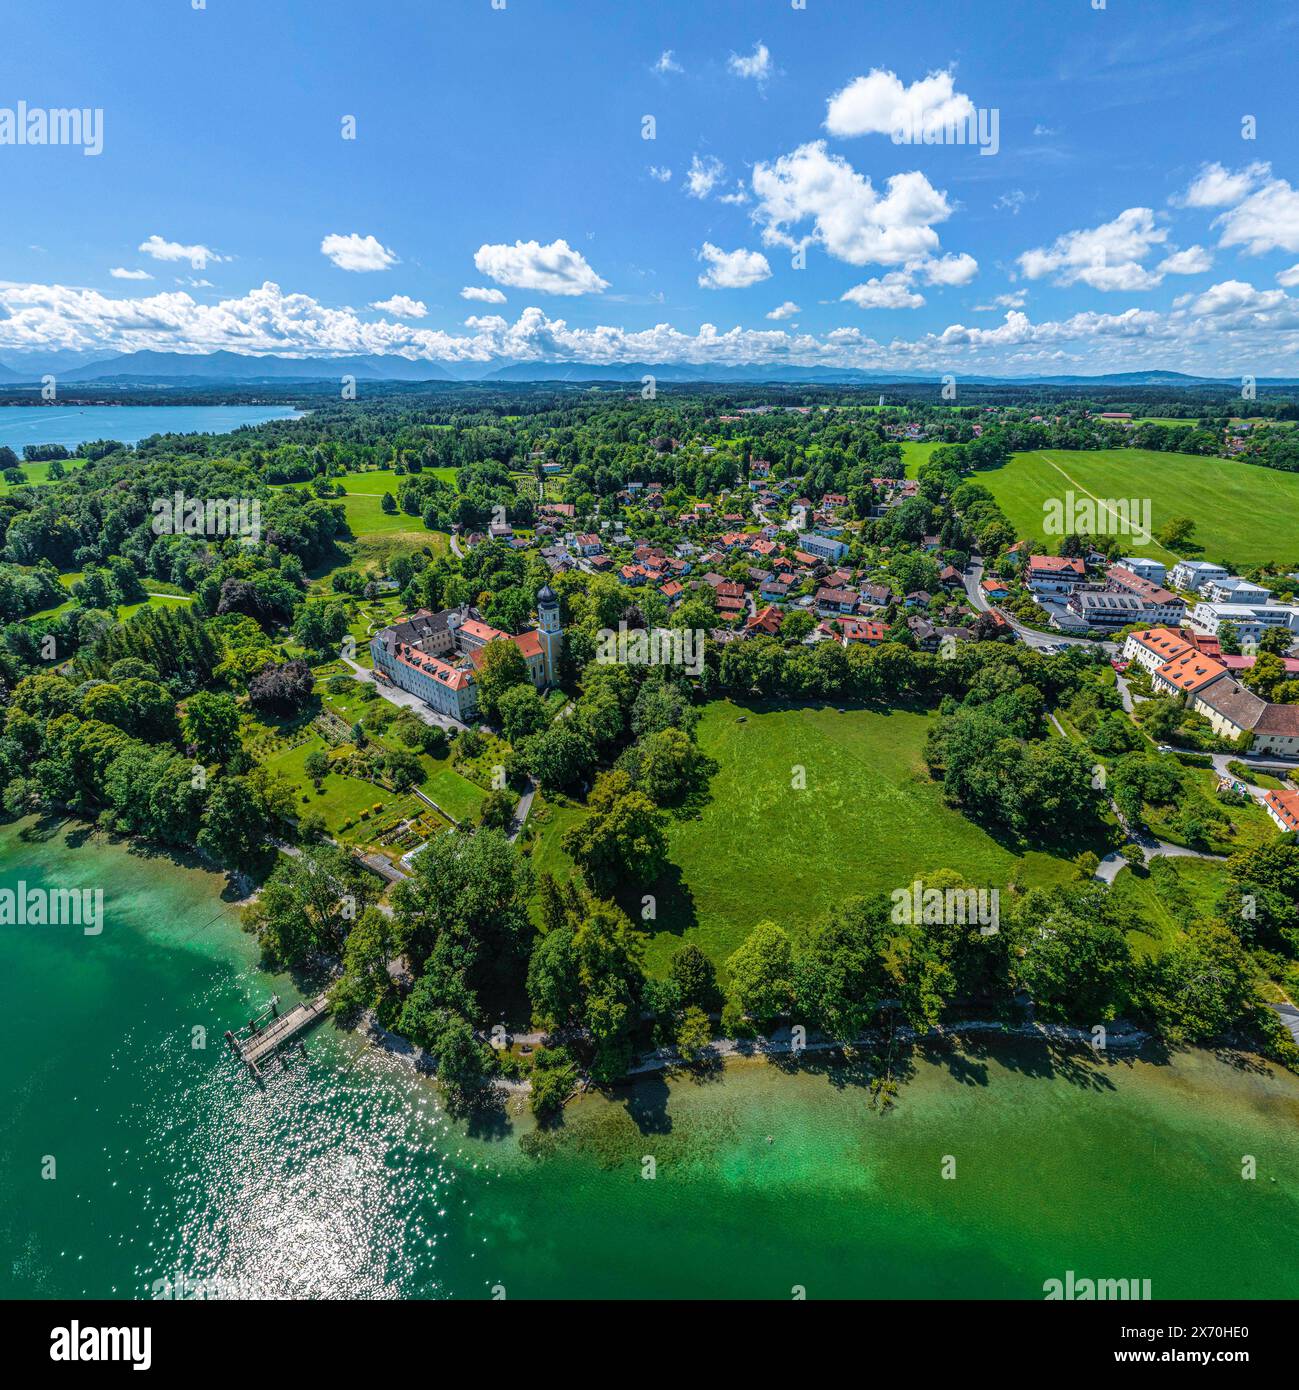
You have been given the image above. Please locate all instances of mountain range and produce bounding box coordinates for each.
[0,350,1294,388]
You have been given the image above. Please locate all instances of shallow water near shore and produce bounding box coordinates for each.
[2,819,1297,1300]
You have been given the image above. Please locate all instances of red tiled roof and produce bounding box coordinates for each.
[460,618,509,643]
[1128,627,1192,662]
[1028,555,1085,575]
[746,605,783,635]
[1156,650,1230,694]
[1265,788,1299,832]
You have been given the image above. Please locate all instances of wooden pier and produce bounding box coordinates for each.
[225,993,330,1079]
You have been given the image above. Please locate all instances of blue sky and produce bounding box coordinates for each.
[3,0,1299,375]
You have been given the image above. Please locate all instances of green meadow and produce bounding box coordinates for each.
[533,699,1095,975]
[0,457,89,490]
[978,448,1299,566]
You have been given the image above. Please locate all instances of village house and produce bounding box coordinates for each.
[746,604,783,637]
[1201,576,1274,607]
[860,582,892,608]
[1026,554,1086,595]
[1191,601,1299,644]
[760,575,792,602]
[816,586,858,616]
[1122,627,1194,675]
[822,617,887,645]
[1265,788,1299,833]
[1066,591,1146,628]
[1150,649,1233,699]
[797,532,849,563]
[1117,556,1167,585]
[1196,686,1299,757]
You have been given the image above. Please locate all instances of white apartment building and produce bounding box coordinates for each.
[1169,560,1228,593]
[797,532,849,563]
[1201,577,1273,606]
[1190,601,1299,642]
[1117,556,1167,585]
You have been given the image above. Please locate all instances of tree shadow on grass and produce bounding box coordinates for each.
[614,860,697,941]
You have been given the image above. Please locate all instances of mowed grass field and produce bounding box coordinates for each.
[980,449,1299,566]
[536,699,1088,975]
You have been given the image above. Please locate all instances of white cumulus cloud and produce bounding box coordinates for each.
[696,243,772,290]
[766,301,800,320]
[825,68,975,139]
[473,238,609,295]
[752,140,953,267]
[912,252,979,286]
[139,235,225,270]
[320,233,398,272]
[110,267,152,280]
[370,295,426,318]
[653,50,683,75]
[1018,208,1168,290]
[1214,176,1299,256]
[1178,161,1269,208]
[685,154,726,199]
[1157,245,1212,275]
[841,273,926,310]
[461,285,507,303]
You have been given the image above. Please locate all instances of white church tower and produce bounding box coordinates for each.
[536,584,563,687]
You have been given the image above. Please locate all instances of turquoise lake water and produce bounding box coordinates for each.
[1,819,1297,1300]
[0,405,301,453]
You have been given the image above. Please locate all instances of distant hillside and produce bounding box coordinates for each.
[480,360,931,384]
[52,350,455,384]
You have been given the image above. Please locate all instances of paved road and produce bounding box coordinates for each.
[1093,840,1229,884]
[507,777,537,842]
[1114,670,1138,713]
[963,557,1116,653]
[1209,750,1297,784]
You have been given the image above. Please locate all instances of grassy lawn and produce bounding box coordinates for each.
[978,449,1299,567]
[267,733,425,844]
[27,586,194,624]
[1111,858,1225,959]
[338,492,421,536]
[901,441,940,477]
[420,759,489,823]
[534,699,1099,975]
[335,466,458,493]
[117,594,193,622]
